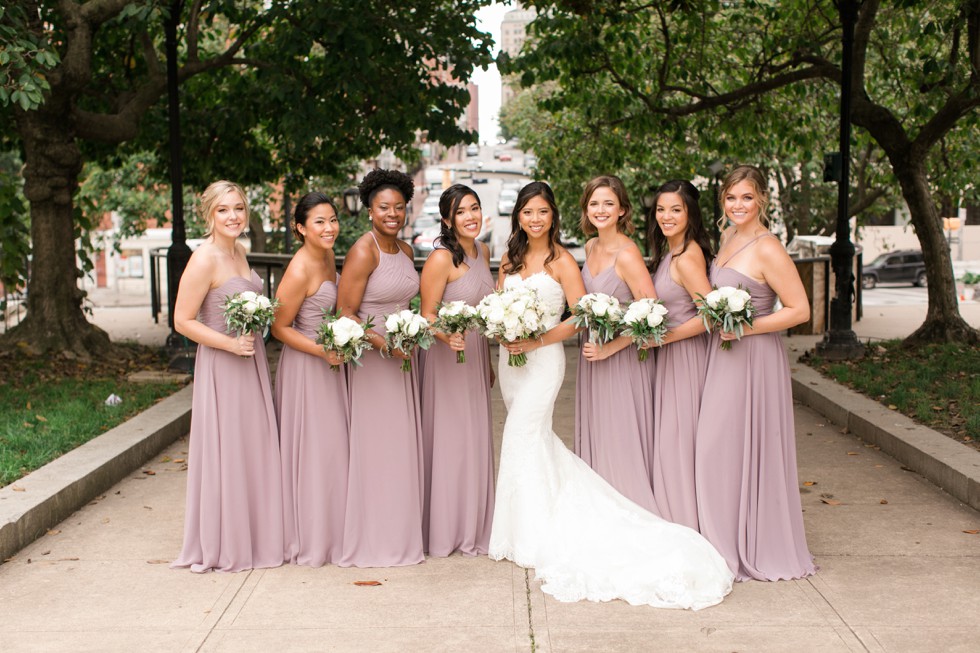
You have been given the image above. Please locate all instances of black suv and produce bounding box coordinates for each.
[861,250,926,289]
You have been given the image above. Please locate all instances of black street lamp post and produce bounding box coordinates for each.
[817,0,865,360]
[164,1,194,372]
[343,187,363,216]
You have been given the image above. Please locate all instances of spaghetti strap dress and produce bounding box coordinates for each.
[574,250,658,515]
[420,245,496,556]
[172,271,284,573]
[339,236,425,567]
[695,234,816,581]
[650,252,709,531]
[275,277,348,567]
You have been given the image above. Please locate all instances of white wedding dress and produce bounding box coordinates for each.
[489,272,734,610]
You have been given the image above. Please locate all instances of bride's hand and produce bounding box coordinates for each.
[503,337,542,356]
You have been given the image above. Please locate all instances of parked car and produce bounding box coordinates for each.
[413,225,442,255]
[498,188,519,216]
[420,196,441,217]
[499,153,513,162]
[861,250,926,289]
[525,155,538,169]
[465,144,480,157]
[411,215,440,238]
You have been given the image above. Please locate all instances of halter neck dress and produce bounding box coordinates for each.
[339,234,425,567]
[694,234,816,581]
[275,276,349,567]
[420,244,496,556]
[172,271,284,573]
[574,246,659,515]
[650,251,710,531]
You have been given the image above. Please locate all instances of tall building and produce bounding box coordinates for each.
[500,3,536,107]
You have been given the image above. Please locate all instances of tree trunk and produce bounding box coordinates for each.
[891,159,979,345]
[3,103,111,358]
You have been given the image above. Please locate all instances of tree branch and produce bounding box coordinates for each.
[187,0,202,62]
[79,0,137,26]
[913,84,980,155]
[140,28,162,78]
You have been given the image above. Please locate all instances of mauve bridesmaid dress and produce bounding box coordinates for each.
[420,245,496,556]
[574,253,659,515]
[275,278,348,567]
[651,252,709,531]
[339,237,425,567]
[695,235,815,581]
[173,271,284,573]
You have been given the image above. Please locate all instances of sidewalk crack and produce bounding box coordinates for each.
[525,568,536,652]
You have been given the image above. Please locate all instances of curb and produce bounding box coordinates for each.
[791,363,980,511]
[0,385,192,562]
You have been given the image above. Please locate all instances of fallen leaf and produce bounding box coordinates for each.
[143,505,153,510]
[963,530,979,535]
[23,422,33,428]
[35,415,48,422]
[146,559,170,564]
[58,557,79,561]
[26,401,30,410]
[41,550,50,555]
[101,518,110,524]
[160,456,172,463]
[353,580,383,586]
[46,529,60,536]
[803,481,817,486]
[173,458,186,464]
[846,451,859,456]
[887,404,897,410]
[142,469,156,476]
[880,499,888,505]
[820,498,843,506]
[11,485,25,492]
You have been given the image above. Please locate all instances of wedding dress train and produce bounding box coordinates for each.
[489,272,733,610]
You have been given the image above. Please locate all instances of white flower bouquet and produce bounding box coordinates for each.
[476,285,549,367]
[696,285,755,350]
[620,298,670,361]
[383,309,435,372]
[222,290,279,338]
[315,311,373,371]
[433,300,479,363]
[571,292,623,344]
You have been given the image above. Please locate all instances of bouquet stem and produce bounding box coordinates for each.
[637,348,649,362]
[400,358,413,372]
[508,352,527,367]
[720,340,733,351]
[456,351,466,364]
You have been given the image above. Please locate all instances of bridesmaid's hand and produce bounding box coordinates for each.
[582,341,613,362]
[322,349,343,367]
[390,345,413,361]
[230,333,256,357]
[719,330,739,343]
[447,332,466,352]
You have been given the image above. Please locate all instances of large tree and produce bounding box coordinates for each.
[506,0,980,344]
[0,0,492,357]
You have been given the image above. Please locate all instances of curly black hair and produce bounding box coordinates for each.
[358,168,415,208]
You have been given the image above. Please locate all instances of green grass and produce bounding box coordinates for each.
[0,351,181,487]
[806,340,979,446]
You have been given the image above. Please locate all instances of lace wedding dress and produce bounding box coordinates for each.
[489,272,734,610]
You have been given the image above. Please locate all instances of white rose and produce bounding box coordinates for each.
[511,299,528,315]
[349,322,365,339]
[735,289,752,303]
[242,300,258,315]
[332,320,353,346]
[523,310,539,330]
[727,295,746,313]
[592,299,610,317]
[239,291,258,302]
[256,295,272,310]
[385,314,400,332]
[488,305,505,323]
[632,301,652,318]
[406,320,421,336]
[646,312,664,327]
[717,286,736,299]
[652,302,669,317]
[705,290,722,309]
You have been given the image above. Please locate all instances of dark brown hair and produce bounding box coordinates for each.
[647,179,713,274]
[579,175,634,236]
[502,181,562,275]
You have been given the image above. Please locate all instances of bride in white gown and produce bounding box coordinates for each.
[489,182,733,610]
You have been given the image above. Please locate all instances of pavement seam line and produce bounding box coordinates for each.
[804,576,869,653]
[194,570,254,653]
[524,568,536,652]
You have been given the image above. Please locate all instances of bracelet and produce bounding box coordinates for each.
[378,340,391,358]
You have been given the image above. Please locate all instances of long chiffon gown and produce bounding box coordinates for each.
[275,278,348,567]
[339,237,425,567]
[490,272,733,609]
[695,234,816,581]
[574,255,658,515]
[650,253,709,531]
[421,246,496,556]
[172,271,284,573]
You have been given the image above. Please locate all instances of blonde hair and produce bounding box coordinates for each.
[200,180,249,237]
[579,175,635,236]
[718,165,770,231]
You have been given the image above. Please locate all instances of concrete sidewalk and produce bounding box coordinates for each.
[1,303,978,652]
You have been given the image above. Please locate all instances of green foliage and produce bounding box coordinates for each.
[0,5,60,110]
[807,340,980,443]
[0,151,29,298]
